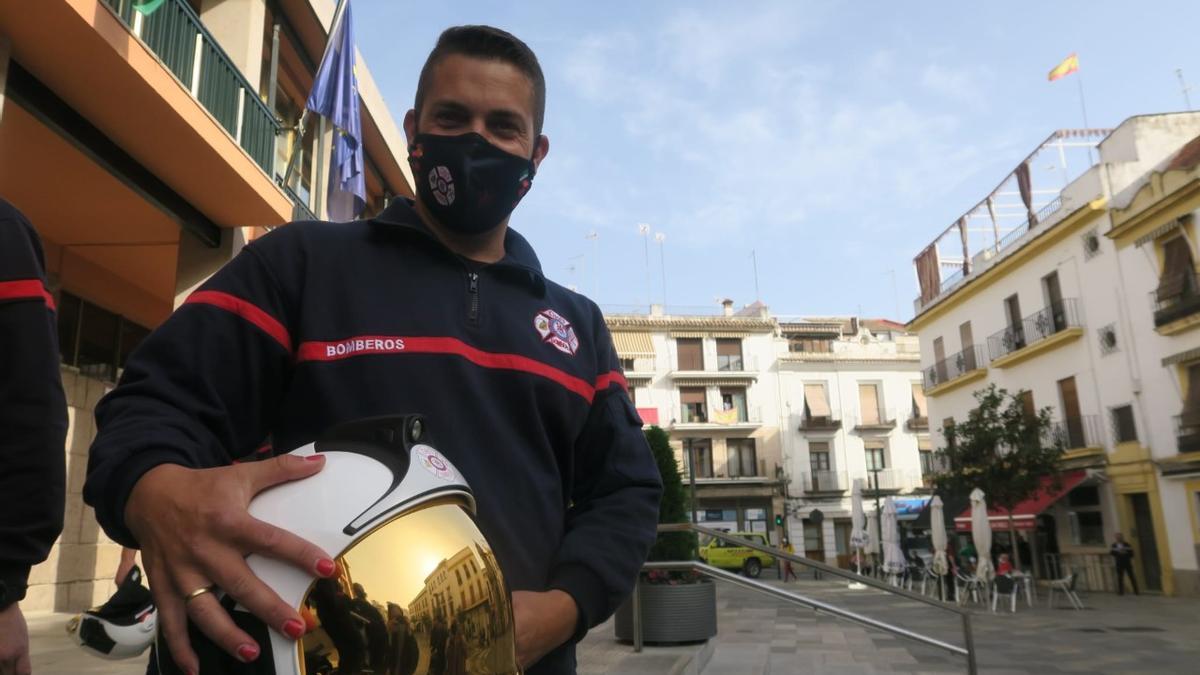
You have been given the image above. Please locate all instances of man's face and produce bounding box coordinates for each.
[405,53,549,169]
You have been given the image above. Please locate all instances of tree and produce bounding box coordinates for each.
[644,426,697,564]
[931,385,1064,571]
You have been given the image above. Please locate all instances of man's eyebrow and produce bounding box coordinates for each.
[428,100,470,115]
[487,109,527,129]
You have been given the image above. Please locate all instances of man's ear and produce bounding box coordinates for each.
[532,134,550,171]
[403,109,417,146]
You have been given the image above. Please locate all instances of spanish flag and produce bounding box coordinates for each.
[1048,53,1079,82]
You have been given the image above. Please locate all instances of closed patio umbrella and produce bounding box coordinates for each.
[930,496,948,600]
[970,488,994,582]
[850,479,867,574]
[881,497,907,581]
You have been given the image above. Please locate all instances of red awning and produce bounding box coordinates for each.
[636,407,660,425]
[953,470,1088,532]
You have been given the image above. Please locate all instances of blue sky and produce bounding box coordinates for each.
[355,1,1200,321]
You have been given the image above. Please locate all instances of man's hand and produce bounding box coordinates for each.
[115,547,137,586]
[0,602,31,675]
[511,589,578,669]
[125,455,336,674]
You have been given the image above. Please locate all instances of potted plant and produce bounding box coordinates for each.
[614,426,717,643]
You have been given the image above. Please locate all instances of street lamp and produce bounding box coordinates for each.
[869,466,884,573]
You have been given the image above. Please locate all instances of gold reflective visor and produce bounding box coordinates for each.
[297,497,519,674]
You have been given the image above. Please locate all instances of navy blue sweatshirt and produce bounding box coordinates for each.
[84,199,662,671]
[0,199,67,608]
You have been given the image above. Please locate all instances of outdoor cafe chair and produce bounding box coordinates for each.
[991,574,1018,613]
[1047,571,1084,610]
[955,572,984,606]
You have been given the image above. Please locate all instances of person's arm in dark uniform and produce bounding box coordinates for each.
[83,229,333,673]
[0,200,67,675]
[549,316,663,643]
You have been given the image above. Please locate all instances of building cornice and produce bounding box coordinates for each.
[604,315,776,332]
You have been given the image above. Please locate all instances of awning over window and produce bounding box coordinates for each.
[611,331,654,358]
[804,383,831,417]
[912,383,928,418]
[953,470,1088,531]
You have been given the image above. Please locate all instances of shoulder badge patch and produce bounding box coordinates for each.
[414,445,455,482]
[534,309,580,356]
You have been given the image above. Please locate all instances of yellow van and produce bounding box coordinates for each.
[698,532,776,578]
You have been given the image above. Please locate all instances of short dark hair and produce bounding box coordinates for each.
[414,25,546,135]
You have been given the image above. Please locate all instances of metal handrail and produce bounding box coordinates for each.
[640,523,977,674]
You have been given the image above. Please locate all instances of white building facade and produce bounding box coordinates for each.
[909,113,1200,596]
[604,307,933,567]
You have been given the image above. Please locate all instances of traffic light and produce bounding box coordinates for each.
[774,514,784,527]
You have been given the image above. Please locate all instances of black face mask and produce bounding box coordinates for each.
[408,132,536,235]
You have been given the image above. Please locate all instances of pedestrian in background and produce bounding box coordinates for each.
[782,539,797,582]
[0,199,68,675]
[1111,533,1139,596]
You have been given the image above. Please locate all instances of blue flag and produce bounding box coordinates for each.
[306,0,364,221]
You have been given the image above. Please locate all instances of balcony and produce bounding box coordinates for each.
[1152,274,1200,334]
[922,345,988,396]
[673,405,762,431]
[920,453,952,486]
[1175,413,1200,454]
[683,460,780,484]
[987,299,1084,368]
[670,356,759,382]
[798,414,842,432]
[851,410,897,433]
[862,469,919,492]
[1048,415,1103,451]
[907,415,929,431]
[101,0,278,174]
[800,470,848,494]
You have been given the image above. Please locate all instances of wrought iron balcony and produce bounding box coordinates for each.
[851,410,898,432]
[922,345,986,390]
[798,413,841,431]
[1175,413,1200,454]
[987,299,1082,361]
[1048,415,1102,450]
[1152,274,1200,328]
[102,0,279,175]
[800,470,848,494]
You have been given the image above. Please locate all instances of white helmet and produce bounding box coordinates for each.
[66,565,157,660]
[157,415,519,674]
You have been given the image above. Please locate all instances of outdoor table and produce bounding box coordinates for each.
[1011,571,1036,607]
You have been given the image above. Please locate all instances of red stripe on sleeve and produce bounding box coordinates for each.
[594,370,629,394]
[184,290,292,353]
[0,279,56,311]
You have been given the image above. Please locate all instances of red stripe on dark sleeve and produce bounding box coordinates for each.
[0,279,56,311]
[595,371,628,394]
[184,290,292,353]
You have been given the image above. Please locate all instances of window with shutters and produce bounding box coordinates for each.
[726,438,758,477]
[864,442,886,470]
[1177,364,1200,453]
[910,383,928,428]
[680,387,707,423]
[719,387,748,423]
[676,338,704,370]
[858,383,883,425]
[716,338,743,371]
[1154,235,1200,327]
[802,383,836,427]
[681,438,713,478]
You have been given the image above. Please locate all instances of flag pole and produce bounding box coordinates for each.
[281,0,350,192]
[1073,63,1095,165]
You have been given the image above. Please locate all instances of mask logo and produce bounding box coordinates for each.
[415,445,455,482]
[534,309,579,356]
[428,166,455,206]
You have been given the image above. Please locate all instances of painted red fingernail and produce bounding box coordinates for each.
[305,454,323,462]
[316,558,336,577]
[237,644,260,662]
[283,618,305,639]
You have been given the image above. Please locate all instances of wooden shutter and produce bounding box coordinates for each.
[859,384,881,425]
[1019,390,1036,419]
[680,387,706,405]
[677,338,703,370]
[716,338,742,357]
[804,384,831,417]
[911,383,927,418]
[1158,237,1194,301]
[1183,364,1200,424]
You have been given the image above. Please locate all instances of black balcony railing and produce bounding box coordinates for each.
[280,182,317,221]
[907,415,929,431]
[1175,413,1200,454]
[1048,415,1102,450]
[1152,273,1200,328]
[988,298,1082,360]
[922,345,987,390]
[798,414,841,431]
[102,0,279,175]
[803,470,847,493]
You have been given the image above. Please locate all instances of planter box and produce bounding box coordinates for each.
[613,579,717,644]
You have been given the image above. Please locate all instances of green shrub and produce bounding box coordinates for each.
[644,425,698,563]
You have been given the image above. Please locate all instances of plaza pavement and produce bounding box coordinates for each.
[27,572,1200,674]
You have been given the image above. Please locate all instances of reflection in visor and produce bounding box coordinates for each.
[298,498,519,674]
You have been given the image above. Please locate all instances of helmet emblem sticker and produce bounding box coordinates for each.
[429,166,455,206]
[415,445,455,482]
[534,309,579,356]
